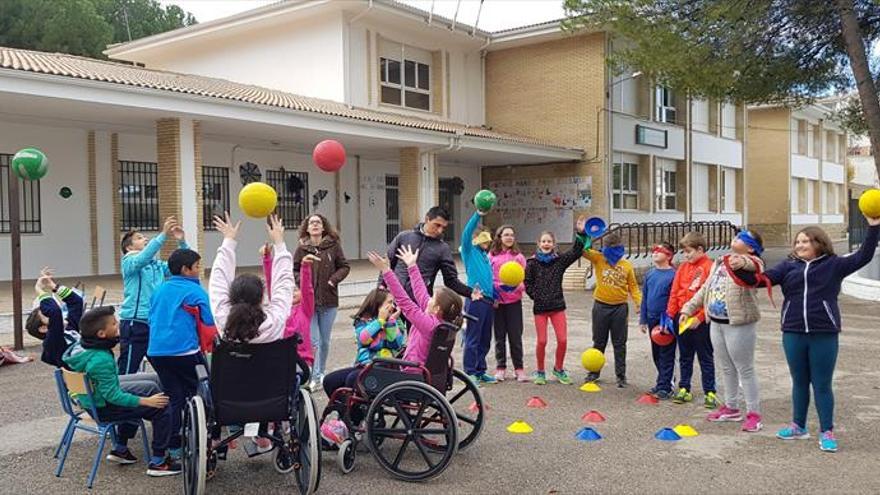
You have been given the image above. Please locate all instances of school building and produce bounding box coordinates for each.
[0,0,855,281]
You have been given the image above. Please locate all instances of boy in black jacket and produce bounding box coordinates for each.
[25,268,83,368]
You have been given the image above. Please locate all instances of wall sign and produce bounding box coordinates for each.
[635,125,668,148]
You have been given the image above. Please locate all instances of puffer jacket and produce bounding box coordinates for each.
[294,236,350,308]
[682,254,763,326]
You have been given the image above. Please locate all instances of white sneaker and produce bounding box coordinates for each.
[308,377,323,393]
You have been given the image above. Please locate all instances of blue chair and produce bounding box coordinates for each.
[54,368,151,489]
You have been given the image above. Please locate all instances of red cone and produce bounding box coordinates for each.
[526,396,548,408]
[636,393,659,405]
[468,401,489,413]
[581,410,606,423]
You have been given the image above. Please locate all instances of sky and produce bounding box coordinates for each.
[159,0,567,32]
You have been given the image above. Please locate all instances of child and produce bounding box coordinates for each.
[63,306,179,476]
[261,243,315,362]
[147,245,216,459]
[523,216,588,385]
[639,242,677,399]
[681,230,765,431]
[666,231,717,407]
[368,245,464,369]
[489,225,528,382]
[26,267,83,368]
[209,213,316,451]
[118,216,188,374]
[460,210,496,385]
[583,232,642,388]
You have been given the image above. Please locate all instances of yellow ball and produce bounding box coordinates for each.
[377,348,392,358]
[858,189,880,219]
[498,261,525,286]
[238,182,277,218]
[581,348,605,373]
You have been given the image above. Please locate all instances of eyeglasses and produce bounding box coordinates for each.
[308,220,323,225]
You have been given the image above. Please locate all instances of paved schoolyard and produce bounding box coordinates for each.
[2,290,879,494]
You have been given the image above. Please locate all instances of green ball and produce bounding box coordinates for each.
[12,148,49,181]
[474,189,497,212]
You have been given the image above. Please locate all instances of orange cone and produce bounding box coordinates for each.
[636,393,659,405]
[526,396,548,408]
[581,410,606,423]
[468,401,489,413]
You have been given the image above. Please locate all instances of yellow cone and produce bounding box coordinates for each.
[580,382,602,393]
[673,424,699,437]
[506,420,534,434]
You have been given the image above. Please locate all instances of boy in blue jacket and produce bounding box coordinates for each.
[639,242,677,399]
[460,210,494,385]
[25,268,83,368]
[118,216,188,374]
[147,248,214,458]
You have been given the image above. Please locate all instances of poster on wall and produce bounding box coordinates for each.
[488,176,592,243]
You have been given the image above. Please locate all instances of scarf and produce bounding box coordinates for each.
[80,335,119,350]
[535,252,558,264]
[602,245,626,266]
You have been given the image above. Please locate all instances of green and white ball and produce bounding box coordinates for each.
[11,148,49,181]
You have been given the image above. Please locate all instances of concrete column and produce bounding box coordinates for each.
[399,147,439,229]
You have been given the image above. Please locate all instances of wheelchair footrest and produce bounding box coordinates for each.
[242,440,275,458]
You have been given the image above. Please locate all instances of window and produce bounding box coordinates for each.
[655,86,676,124]
[797,120,808,155]
[811,125,821,158]
[655,162,677,211]
[613,162,639,210]
[825,183,840,214]
[385,175,400,244]
[119,161,159,231]
[721,167,737,212]
[0,153,41,233]
[265,169,309,228]
[202,166,230,230]
[379,41,431,111]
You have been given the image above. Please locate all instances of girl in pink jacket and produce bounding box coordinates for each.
[367,245,464,367]
[489,225,528,382]
[262,245,315,365]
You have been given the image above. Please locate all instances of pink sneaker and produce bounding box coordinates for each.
[514,369,529,382]
[252,436,273,453]
[494,368,506,382]
[707,405,743,422]
[320,419,348,445]
[741,412,763,432]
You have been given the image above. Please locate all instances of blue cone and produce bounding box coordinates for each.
[654,427,682,442]
[575,427,602,442]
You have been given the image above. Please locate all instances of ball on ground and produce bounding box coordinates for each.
[581,348,605,373]
[238,182,277,218]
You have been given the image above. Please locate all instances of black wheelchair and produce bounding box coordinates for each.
[321,315,485,482]
[181,336,321,495]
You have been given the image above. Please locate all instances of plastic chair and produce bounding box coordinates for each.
[54,369,151,488]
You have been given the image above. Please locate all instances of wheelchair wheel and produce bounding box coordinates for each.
[445,369,485,450]
[365,381,458,482]
[336,439,356,474]
[291,388,320,495]
[182,395,208,495]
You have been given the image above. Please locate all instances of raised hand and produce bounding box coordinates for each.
[267,214,285,245]
[866,213,880,227]
[171,225,186,241]
[396,244,419,268]
[728,254,746,270]
[367,251,391,273]
[378,300,392,321]
[162,216,179,236]
[576,215,587,234]
[213,212,241,240]
[471,286,484,301]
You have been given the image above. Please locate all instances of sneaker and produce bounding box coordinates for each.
[652,389,673,400]
[320,419,348,446]
[477,373,497,385]
[742,412,763,432]
[167,447,182,461]
[146,460,182,477]
[819,430,838,452]
[704,391,719,409]
[672,388,693,404]
[467,374,482,387]
[533,371,547,385]
[106,449,137,465]
[493,368,507,382]
[584,372,600,384]
[616,377,627,389]
[776,423,810,440]
[514,369,529,382]
[308,377,323,393]
[252,436,273,454]
[552,368,572,385]
[707,406,743,422]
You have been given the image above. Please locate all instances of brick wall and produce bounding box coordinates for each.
[111,133,121,270]
[399,147,421,230]
[746,108,791,246]
[87,131,98,275]
[193,120,204,255]
[156,118,182,259]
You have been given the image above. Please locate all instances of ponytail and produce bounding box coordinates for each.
[225,274,266,342]
[433,287,464,327]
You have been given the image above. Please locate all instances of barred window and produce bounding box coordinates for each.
[265,169,309,228]
[119,161,159,231]
[202,166,230,230]
[385,175,400,243]
[0,153,42,233]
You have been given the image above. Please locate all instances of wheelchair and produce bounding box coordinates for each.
[321,315,485,482]
[181,336,321,495]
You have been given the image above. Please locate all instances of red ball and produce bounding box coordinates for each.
[312,139,347,172]
[651,326,675,346]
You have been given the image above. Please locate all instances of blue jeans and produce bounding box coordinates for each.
[647,318,676,393]
[118,320,150,375]
[463,299,494,376]
[782,332,838,432]
[310,305,338,380]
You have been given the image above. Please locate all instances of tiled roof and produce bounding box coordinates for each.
[0,46,580,152]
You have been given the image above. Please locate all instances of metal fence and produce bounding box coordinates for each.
[592,221,740,258]
[265,168,309,228]
[119,161,159,231]
[848,198,868,252]
[0,153,42,233]
[202,166,230,230]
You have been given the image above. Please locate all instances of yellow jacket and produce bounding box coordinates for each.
[584,249,642,306]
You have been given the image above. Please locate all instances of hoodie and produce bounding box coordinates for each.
[119,233,189,322]
[63,343,140,410]
[460,212,495,300]
[263,249,314,361]
[147,275,214,357]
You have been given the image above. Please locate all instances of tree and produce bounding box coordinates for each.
[563,0,880,178]
[0,0,196,58]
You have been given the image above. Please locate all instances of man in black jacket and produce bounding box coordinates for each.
[381,206,473,300]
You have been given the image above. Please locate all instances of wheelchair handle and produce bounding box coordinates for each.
[373,356,421,368]
[295,354,311,385]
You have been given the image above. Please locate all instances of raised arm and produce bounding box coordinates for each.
[834,224,880,277]
[560,233,587,267]
[285,260,315,339]
[60,286,83,332]
[122,233,166,276]
[382,268,438,333]
[459,212,480,260]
